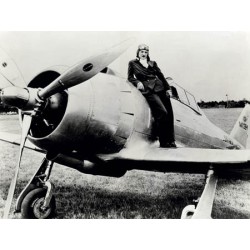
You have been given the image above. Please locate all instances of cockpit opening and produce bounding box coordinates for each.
[167,78,201,114]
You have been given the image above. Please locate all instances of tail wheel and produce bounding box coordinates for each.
[21,188,56,219]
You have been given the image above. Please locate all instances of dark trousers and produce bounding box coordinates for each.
[145,91,175,145]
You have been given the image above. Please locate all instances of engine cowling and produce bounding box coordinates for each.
[27,70,154,155]
[11,68,157,176]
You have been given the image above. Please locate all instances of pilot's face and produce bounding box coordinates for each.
[138,50,148,60]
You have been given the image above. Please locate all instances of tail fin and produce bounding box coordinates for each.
[230,104,250,149]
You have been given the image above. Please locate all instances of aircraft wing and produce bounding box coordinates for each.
[99,146,250,179]
[1,127,250,178]
[0,131,44,152]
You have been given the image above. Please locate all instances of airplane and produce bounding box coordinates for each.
[0,38,250,219]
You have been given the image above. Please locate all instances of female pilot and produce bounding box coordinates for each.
[128,44,176,148]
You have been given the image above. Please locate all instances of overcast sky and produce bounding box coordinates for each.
[1,31,250,102]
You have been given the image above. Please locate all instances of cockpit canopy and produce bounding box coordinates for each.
[168,79,200,114]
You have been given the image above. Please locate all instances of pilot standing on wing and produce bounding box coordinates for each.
[128,44,176,148]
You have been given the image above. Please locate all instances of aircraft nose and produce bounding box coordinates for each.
[0,86,29,109]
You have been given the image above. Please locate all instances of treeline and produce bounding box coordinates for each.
[1,96,250,113]
[0,103,18,114]
[198,99,250,108]
[0,87,18,113]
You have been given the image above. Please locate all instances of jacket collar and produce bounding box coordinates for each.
[136,58,154,67]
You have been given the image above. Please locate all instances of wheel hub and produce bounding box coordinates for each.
[32,197,52,219]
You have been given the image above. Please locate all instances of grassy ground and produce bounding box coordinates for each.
[0,142,205,219]
[0,108,250,219]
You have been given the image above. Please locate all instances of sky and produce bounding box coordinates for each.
[1,31,250,102]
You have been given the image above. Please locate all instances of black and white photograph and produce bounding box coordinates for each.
[0,31,250,220]
[0,1,250,249]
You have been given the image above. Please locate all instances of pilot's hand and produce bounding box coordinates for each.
[137,82,145,91]
[166,90,171,97]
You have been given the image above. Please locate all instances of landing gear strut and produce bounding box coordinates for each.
[15,157,56,219]
[181,168,218,219]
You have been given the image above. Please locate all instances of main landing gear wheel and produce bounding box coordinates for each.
[21,188,56,219]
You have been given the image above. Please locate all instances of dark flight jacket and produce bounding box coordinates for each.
[128,59,170,94]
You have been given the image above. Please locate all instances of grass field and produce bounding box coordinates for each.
[0,108,250,219]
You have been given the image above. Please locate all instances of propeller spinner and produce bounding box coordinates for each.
[0,38,134,218]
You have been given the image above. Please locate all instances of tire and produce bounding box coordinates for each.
[21,188,56,219]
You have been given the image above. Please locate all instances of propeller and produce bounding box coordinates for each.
[0,47,32,218]
[38,38,134,99]
[1,38,134,218]
[3,115,32,218]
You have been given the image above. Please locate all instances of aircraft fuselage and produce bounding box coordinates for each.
[28,72,241,157]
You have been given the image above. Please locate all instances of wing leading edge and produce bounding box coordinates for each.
[1,130,250,179]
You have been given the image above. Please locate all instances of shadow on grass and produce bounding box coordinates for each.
[1,174,204,219]
[212,204,250,219]
[53,180,250,219]
[53,183,201,219]
[1,174,249,219]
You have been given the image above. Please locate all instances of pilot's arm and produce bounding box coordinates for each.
[128,61,144,91]
[153,62,170,91]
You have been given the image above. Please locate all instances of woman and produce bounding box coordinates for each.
[128,44,176,148]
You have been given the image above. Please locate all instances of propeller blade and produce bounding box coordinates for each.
[38,38,134,99]
[3,115,32,218]
[0,47,26,88]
